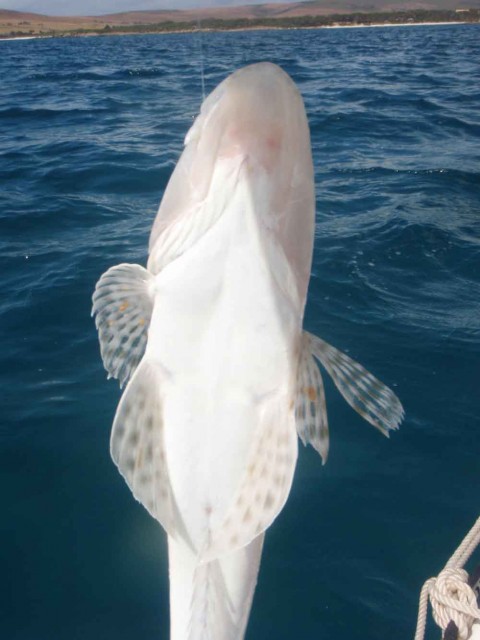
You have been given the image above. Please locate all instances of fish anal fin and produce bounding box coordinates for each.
[295,334,329,464]
[203,400,297,562]
[111,361,191,549]
[92,263,155,387]
[306,331,404,435]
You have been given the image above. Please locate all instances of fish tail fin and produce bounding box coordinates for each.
[305,331,404,436]
[168,535,264,640]
[187,560,236,640]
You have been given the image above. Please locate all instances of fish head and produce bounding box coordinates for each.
[149,62,315,304]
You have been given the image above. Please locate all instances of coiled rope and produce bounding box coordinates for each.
[415,517,480,640]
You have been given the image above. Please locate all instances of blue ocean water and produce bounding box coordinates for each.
[1,24,479,640]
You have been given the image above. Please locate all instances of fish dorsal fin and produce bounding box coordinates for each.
[202,399,297,562]
[111,360,191,548]
[295,334,329,464]
[305,331,404,435]
[92,263,155,388]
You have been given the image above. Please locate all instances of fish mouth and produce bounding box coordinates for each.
[148,62,315,302]
[185,62,299,144]
[197,63,301,168]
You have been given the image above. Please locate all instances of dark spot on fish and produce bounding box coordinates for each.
[125,458,135,473]
[139,473,150,485]
[129,431,139,446]
[307,386,317,402]
[264,492,275,510]
[115,423,125,438]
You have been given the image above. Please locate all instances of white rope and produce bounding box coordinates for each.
[415,517,480,640]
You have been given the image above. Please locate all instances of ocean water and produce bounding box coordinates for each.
[1,24,479,640]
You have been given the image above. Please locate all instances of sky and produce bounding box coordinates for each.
[1,0,290,16]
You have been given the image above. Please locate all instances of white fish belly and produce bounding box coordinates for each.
[145,159,300,551]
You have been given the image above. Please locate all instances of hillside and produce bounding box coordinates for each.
[1,0,479,38]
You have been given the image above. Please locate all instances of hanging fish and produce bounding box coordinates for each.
[92,62,404,640]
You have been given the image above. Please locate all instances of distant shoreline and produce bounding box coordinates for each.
[0,19,475,41]
[1,5,479,40]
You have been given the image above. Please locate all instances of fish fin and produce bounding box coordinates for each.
[148,189,227,273]
[295,333,329,464]
[110,360,191,548]
[305,331,404,436]
[188,560,236,640]
[92,263,155,388]
[202,400,297,562]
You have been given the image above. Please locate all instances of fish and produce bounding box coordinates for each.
[92,62,404,639]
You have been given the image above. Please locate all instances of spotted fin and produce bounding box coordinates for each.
[92,263,155,388]
[295,334,329,464]
[306,331,404,435]
[202,400,297,562]
[110,360,191,548]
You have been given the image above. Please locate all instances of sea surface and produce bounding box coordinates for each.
[1,24,479,640]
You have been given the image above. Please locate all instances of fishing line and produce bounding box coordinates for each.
[196,18,206,102]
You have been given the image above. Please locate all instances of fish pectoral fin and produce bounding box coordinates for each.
[305,331,404,436]
[92,263,155,388]
[202,400,297,562]
[295,334,329,464]
[110,360,191,548]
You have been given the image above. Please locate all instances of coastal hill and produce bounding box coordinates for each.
[1,0,479,37]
